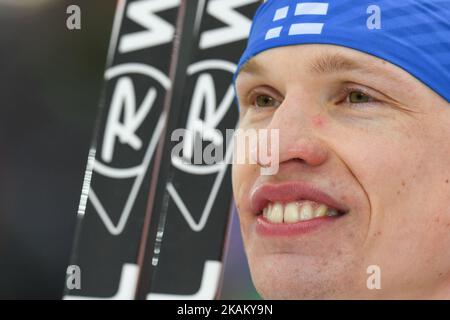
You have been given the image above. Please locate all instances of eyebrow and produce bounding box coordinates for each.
[239,59,264,76]
[239,53,368,76]
[238,52,413,91]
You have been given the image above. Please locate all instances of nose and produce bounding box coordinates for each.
[254,96,329,170]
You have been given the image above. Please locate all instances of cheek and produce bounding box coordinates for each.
[232,162,260,249]
[339,119,450,246]
[327,122,423,240]
[232,163,256,212]
[232,126,264,210]
[336,123,420,199]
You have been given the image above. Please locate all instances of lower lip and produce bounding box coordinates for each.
[255,215,339,237]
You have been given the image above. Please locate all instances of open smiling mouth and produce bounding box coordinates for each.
[250,181,349,236]
[259,200,346,224]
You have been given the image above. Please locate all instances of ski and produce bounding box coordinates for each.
[64,0,181,299]
[64,0,260,300]
[136,0,260,300]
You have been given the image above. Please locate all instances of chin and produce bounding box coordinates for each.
[247,252,363,300]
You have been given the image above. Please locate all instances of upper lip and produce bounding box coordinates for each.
[250,181,349,214]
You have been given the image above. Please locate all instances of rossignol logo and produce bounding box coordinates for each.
[169,59,236,233]
[91,63,170,236]
[265,2,329,40]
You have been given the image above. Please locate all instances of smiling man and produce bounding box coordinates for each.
[232,0,450,299]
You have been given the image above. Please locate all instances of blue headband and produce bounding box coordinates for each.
[235,0,450,102]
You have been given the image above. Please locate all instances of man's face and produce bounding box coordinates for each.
[232,44,450,299]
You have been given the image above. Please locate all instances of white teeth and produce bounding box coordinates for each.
[314,204,328,218]
[267,202,283,223]
[299,202,313,221]
[263,201,342,224]
[284,203,300,223]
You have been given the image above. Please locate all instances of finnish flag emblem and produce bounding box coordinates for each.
[265,2,329,40]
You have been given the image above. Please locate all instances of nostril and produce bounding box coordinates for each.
[286,158,306,165]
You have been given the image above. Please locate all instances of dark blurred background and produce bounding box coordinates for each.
[0,0,258,299]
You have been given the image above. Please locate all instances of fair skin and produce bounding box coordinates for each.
[232,44,450,299]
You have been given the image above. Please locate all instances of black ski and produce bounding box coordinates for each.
[136,0,260,300]
[64,0,181,299]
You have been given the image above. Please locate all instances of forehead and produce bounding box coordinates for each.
[236,44,433,101]
[239,45,411,84]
